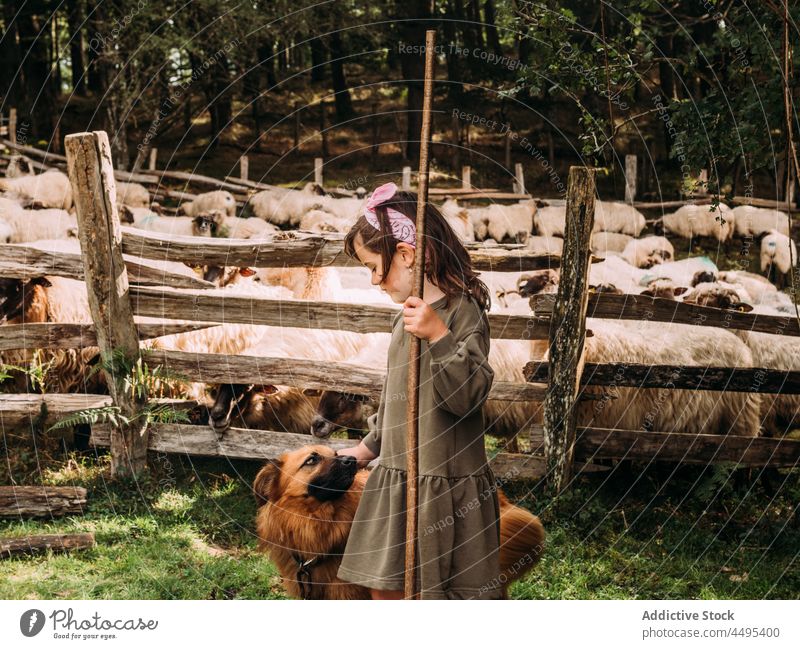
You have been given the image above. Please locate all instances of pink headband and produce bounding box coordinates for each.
[363,182,417,247]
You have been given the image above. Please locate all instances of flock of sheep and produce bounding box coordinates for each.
[0,160,798,449]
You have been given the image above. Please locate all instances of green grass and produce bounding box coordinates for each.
[1,441,798,600]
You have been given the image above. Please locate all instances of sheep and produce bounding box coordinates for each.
[220,215,279,239]
[534,201,644,238]
[299,209,352,234]
[0,198,77,242]
[115,181,150,208]
[591,231,633,256]
[245,183,325,227]
[525,235,563,256]
[621,235,674,269]
[594,201,646,237]
[662,202,734,242]
[760,229,797,288]
[119,205,218,237]
[588,255,651,294]
[317,194,365,223]
[732,205,789,237]
[178,190,236,218]
[0,170,73,210]
[5,155,35,177]
[463,202,535,244]
[0,275,102,394]
[638,256,719,292]
[437,199,475,243]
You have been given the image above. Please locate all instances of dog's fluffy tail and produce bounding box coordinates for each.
[497,490,545,587]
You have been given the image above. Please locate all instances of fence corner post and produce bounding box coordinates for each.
[542,165,596,492]
[64,130,149,479]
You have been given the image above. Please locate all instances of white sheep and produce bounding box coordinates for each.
[717,270,780,306]
[115,181,150,208]
[0,198,77,242]
[662,202,734,242]
[299,209,352,234]
[221,215,278,239]
[120,205,217,237]
[533,205,566,238]
[437,199,475,243]
[591,231,633,256]
[525,235,563,256]
[0,170,73,210]
[732,205,789,237]
[594,201,646,237]
[246,184,324,227]
[622,235,674,268]
[638,256,719,292]
[317,194,365,223]
[760,230,797,287]
[178,190,237,217]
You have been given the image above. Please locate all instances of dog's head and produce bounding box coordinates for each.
[253,445,358,507]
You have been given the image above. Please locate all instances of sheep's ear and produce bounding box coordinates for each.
[672,287,688,296]
[253,459,283,506]
[255,384,278,395]
[119,205,134,224]
[238,267,256,277]
[303,388,322,397]
[736,303,753,313]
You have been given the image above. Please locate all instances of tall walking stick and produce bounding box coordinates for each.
[405,29,437,600]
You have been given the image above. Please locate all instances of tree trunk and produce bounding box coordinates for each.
[443,0,464,104]
[310,36,326,81]
[66,0,88,95]
[483,0,502,56]
[398,0,433,163]
[328,30,354,122]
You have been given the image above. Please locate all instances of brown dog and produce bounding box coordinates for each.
[254,445,545,599]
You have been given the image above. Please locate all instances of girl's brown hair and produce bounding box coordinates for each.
[343,190,490,312]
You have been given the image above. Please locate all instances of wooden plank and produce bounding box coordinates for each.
[150,169,254,194]
[0,395,195,429]
[146,349,548,402]
[543,166,596,492]
[1,137,68,163]
[65,130,149,478]
[0,322,216,351]
[129,285,552,340]
[531,293,800,337]
[732,195,800,212]
[488,452,610,481]
[624,154,637,203]
[89,424,593,481]
[119,227,561,271]
[0,486,87,518]
[575,427,800,467]
[0,244,213,289]
[525,362,800,394]
[0,533,95,558]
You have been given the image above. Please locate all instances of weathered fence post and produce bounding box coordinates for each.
[148,147,158,171]
[314,157,324,187]
[64,131,148,479]
[402,165,412,190]
[624,154,637,203]
[514,162,525,194]
[9,108,17,145]
[461,165,471,189]
[239,155,249,181]
[542,166,596,492]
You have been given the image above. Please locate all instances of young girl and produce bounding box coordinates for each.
[336,182,503,600]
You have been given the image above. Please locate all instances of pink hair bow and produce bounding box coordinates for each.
[363,182,417,247]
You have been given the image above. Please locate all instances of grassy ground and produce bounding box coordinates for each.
[1,435,798,600]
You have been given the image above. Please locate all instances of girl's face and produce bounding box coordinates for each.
[353,234,415,304]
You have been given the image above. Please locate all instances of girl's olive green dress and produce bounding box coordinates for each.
[337,292,503,599]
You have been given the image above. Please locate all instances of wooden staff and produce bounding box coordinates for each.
[405,29,437,600]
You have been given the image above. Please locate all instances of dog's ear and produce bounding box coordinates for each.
[253,459,283,506]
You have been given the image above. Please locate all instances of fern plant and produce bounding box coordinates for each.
[47,348,191,433]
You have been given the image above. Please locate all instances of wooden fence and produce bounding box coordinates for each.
[1,133,799,488]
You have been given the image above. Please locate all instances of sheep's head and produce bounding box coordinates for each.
[640,278,688,299]
[691,270,717,286]
[309,390,373,439]
[517,269,559,297]
[192,214,218,237]
[0,277,51,324]
[683,284,753,312]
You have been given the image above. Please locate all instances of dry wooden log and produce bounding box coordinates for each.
[0,244,213,289]
[531,293,800,337]
[129,285,552,340]
[90,424,585,480]
[732,195,799,212]
[65,131,149,477]
[0,395,195,429]
[145,349,548,401]
[0,533,95,558]
[525,362,800,394]
[574,427,800,467]
[119,227,561,272]
[0,322,216,352]
[0,486,87,518]
[542,166,596,492]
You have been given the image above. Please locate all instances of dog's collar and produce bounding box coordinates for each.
[292,552,330,600]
